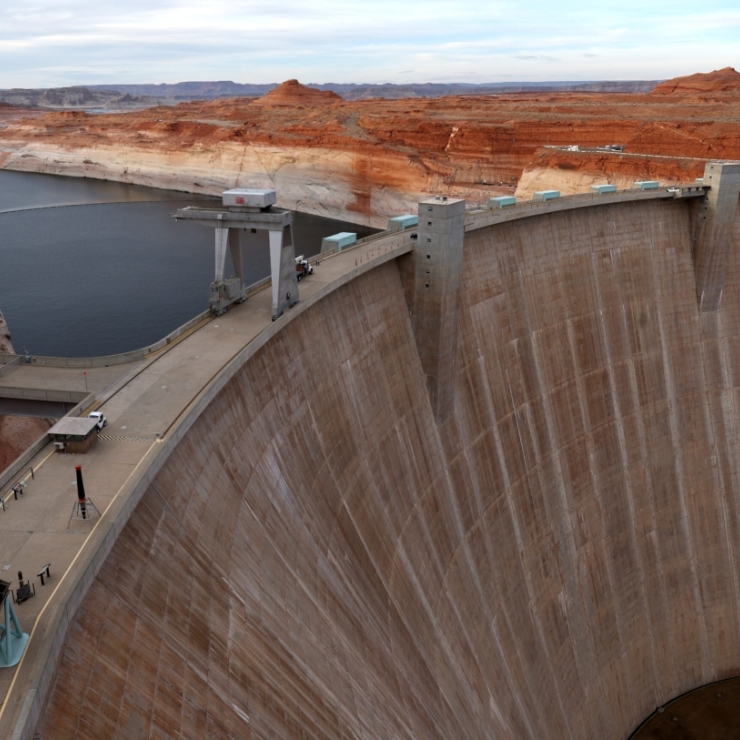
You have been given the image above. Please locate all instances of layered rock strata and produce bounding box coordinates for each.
[516,148,707,200]
[2,74,740,226]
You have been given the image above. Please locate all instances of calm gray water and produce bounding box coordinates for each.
[0,171,376,357]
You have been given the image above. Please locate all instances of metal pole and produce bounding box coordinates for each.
[75,465,87,519]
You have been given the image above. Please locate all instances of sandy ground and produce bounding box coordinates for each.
[0,415,51,472]
[0,311,52,473]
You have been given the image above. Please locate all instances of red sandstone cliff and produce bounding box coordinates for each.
[652,67,740,95]
[1,74,740,223]
[516,148,708,199]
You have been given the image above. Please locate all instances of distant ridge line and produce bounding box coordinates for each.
[0,79,661,109]
[83,79,661,100]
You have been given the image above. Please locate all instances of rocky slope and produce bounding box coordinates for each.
[0,312,51,473]
[1,74,739,225]
[652,66,740,95]
[0,311,13,355]
[515,148,707,199]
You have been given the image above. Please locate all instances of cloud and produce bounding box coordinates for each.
[514,55,558,62]
[0,0,738,86]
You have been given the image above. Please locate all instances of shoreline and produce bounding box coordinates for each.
[0,138,506,229]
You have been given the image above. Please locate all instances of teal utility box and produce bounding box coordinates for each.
[633,181,659,190]
[321,232,357,253]
[590,184,617,194]
[533,190,560,202]
[489,196,517,208]
[387,214,418,231]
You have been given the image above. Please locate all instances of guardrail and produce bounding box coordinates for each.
[1,466,35,511]
[0,387,90,403]
[464,184,706,232]
[0,355,21,378]
[0,308,210,369]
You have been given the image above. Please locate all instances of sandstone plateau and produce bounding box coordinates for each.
[1,70,740,226]
[652,66,740,95]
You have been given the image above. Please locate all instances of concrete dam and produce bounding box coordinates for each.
[2,173,740,739]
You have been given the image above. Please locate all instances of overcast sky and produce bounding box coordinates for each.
[1,0,739,88]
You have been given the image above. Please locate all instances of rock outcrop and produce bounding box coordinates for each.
[653,67,740,95]
[516,148,706,199]
[0,310,13,354]
[254,79,343,107]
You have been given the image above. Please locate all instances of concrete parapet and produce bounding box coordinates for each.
[0,355,21,378]
[0,310,210,368]
[412,196,465,422]
[0,387,89,404]
[464,186,703,232]
[693,160,740,311]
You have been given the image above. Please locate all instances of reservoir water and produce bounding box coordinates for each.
[0,171,377,357]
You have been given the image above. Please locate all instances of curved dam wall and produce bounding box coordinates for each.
[38,197,740,739]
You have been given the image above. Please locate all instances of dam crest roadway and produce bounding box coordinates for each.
[0,166,738,739]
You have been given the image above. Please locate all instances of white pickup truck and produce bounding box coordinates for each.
[88,411,107,431]
[295,255,314,281]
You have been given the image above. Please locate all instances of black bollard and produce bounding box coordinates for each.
[18,570,24,588]
[75,465,87,519]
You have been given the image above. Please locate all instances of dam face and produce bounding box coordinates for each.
[38,197,740,739]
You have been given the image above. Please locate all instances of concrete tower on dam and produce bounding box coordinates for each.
[2,162,740,739]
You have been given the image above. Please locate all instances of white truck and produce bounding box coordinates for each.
[295,255,314,281]
[88,411,107,431]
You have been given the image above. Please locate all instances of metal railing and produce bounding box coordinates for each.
[0,355,21,378]
[1,466,34,511]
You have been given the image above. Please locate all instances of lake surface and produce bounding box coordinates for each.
[0,171,377,357]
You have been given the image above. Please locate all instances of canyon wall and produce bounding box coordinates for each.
[0,139,453,228]
[37,196,740,739]
[515,148,708,200]
[4,75,740,226]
